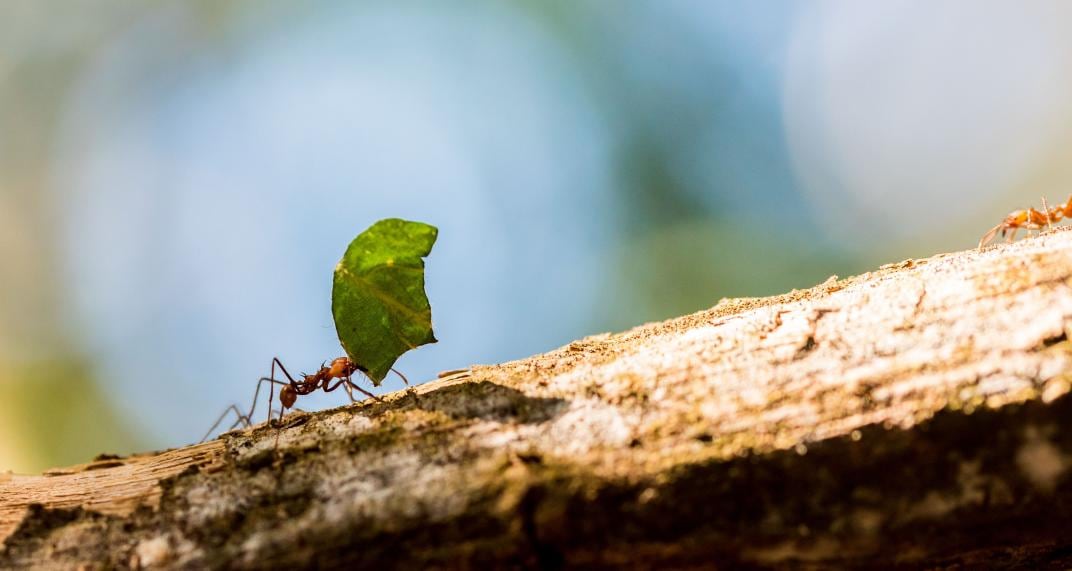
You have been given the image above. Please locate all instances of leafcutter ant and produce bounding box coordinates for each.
[200,356,410,442]
[979,195,1072,248]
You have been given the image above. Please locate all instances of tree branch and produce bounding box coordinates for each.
[5,231,1072,568]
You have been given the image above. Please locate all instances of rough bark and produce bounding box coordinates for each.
[6,231,1072,569]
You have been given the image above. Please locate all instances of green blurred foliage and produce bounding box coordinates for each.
[5,360,143,472]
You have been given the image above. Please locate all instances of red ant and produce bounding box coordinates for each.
[979,195,1072,248]
[200,356,410,442]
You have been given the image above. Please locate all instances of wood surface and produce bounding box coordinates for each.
[4,231,1072,569]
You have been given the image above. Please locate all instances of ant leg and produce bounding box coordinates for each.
[200,373,289,443]
[268,381,274,426]
[344,376,382,401]
[274,409,283,452]
[397,368,423,406]
[326,376,382,402]
[255,358,300,456]
[265,357,300,425]
[199,405,250,443]
[243,376,289,429]
[391,368,411,386]
[979,224,1003,249]
[325,377,359,409]
[273,399,292,452]
[323,377,357,402]
[1043,197,1053,229]
[227,412,252,431]
[270,357,299,384]
[391,368,420,405]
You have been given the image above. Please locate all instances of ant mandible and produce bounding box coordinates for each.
[200,356,410,442]
[979,195,1072,249]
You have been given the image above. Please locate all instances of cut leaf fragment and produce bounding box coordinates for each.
[331,218,438,385]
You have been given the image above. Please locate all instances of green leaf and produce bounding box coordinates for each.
[331,218,438,385]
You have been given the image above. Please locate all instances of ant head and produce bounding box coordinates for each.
[328,357,357,378]
[280,385,298,409]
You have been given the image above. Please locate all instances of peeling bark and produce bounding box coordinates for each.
[6,231,1072,569]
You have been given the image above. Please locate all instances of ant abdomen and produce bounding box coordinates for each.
[279,385,298,409]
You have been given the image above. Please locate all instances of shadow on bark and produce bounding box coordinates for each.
[412,380,569,424]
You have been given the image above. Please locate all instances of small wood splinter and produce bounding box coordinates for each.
[200,357,410,443]
[979,195,1072,249]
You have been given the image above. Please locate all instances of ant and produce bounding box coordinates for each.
[979,195,1072,249]
[200,356,410,443]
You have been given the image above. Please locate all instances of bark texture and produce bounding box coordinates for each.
[6,231,1072,569]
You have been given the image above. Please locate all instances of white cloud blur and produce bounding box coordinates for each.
[784,1,1072,246]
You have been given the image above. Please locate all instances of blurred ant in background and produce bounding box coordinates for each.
[979,195,1072,248]
[200,356,409,442]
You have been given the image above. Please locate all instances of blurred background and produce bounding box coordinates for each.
[4,1,1072,473]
